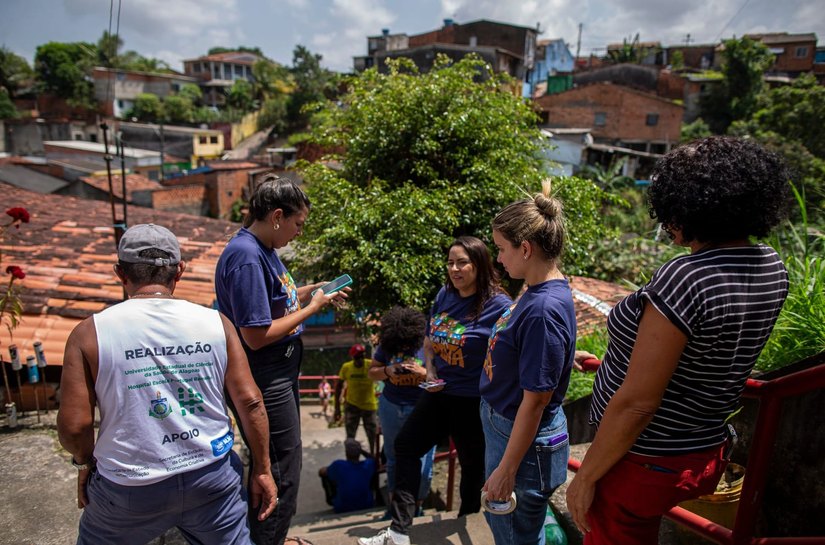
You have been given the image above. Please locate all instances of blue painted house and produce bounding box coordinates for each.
[526,38,575,97]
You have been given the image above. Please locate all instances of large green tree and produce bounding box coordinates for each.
[288,45,334,128]
[294,55,609,313]
[226,79,255,112]
[0,47,34,95]
[700,37,774,134]
[34,41,97,108]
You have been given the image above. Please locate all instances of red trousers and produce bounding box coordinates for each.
[584,444,727,545]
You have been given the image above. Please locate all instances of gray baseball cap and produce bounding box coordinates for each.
[118,224,181,266]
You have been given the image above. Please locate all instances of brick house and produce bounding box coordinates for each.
[745,33,818,76]
[354,19,538,86]
[533,82,683,155]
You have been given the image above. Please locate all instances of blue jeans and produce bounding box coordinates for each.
[378,396,434,499]
[78,452,249,545]
[481,399,569,545]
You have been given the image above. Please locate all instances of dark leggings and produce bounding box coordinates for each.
[389,392,486,534]
[237,339,304,545]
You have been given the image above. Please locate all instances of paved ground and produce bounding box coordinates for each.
[0,403,696,545]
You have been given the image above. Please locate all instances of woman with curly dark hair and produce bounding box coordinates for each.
[567,136,791,544]
[360,237,512,545]
[365,306,435,528]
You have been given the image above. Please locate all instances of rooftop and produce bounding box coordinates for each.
[77,173,164,201]
[1,182,236,366]
[43,140,160,160]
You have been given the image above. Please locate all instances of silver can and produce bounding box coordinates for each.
[33,341,47,368]
[9,345,21,371]
[5,403,18,429]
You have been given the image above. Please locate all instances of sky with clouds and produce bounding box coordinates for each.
[1,0,822,73]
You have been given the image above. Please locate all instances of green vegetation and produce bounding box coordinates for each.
[294,55,611,313]
[757,188,825,371]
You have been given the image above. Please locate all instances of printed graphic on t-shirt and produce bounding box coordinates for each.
[430,312,467,367]
[483,304,515,381]
[387,353,426,387]
[280,270,302,334]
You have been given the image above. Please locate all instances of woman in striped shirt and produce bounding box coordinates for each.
[566,136,791,545]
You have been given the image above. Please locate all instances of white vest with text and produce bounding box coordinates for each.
[93,298,233,485]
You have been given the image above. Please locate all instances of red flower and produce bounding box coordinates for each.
[6,207,30,224]
[5,266,25,280]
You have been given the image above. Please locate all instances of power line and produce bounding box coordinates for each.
[715,0,752,42]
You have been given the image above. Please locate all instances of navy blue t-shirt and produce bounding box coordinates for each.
[373,345,425,406]
[215,228,302,367]
[327,457,376,513]
[479,279,577,421]
[428,287,512,397]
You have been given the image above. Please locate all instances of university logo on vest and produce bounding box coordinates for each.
[149,391,173,419]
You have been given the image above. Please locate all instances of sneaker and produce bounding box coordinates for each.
[357,528,411,545]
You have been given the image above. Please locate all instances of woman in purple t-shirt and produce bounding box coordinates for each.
[359,237,512,545]
[480,181,577,545]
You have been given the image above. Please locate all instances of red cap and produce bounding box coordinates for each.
[349,344,366,357]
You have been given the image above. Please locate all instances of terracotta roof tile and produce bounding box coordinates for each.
[1,182,236,366]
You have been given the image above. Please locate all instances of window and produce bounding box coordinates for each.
[795,46,808,58]
[193,64,201,73]
[235,65,244,78]
[646,113,659,126]
[223,63,232,79]
[199,136,208,145]
[594,112,607,126]
[210,136,219,144]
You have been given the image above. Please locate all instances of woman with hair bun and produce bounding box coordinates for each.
[480,181,577,544]
[215,174,346,545]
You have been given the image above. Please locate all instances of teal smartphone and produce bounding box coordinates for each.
[312,274,353,296]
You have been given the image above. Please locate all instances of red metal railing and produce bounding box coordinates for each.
[574,358,825,544]
[299,374,460,510]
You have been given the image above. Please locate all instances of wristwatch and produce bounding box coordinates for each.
[71,457,94,471]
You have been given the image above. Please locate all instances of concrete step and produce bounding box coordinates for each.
[289,508,494,545]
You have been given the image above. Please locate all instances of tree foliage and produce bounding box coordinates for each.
[294,55,610,313]
[208,46,265,58]
[226,79,255,112]
[288,45,335,128]
[0,47,34,95]
[700,37,774,134]
[680,118,712,142]
[0,89,19,119]
[128,93,163,121]
[34,41,96,108]
[750,74,825,159]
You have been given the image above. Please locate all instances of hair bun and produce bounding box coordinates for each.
[534,194,562,218]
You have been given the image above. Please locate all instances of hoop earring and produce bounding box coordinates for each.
[274,223,280,231]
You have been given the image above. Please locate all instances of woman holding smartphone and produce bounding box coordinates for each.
[480,182,576,545]
[359,237,512,545]
[215,175,345,545]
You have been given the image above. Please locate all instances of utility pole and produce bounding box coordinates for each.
[684,33,693,46]
[158,120,165,183]
[576,23,583,65]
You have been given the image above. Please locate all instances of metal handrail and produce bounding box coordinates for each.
[573,358,825,544]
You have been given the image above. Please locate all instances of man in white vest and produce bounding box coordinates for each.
[58,224,277,544]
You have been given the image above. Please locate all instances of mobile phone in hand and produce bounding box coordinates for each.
[312,274,353,296]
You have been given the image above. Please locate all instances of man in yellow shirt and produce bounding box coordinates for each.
[334,344,378,455]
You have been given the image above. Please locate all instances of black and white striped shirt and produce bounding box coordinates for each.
[590,244,788,456]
